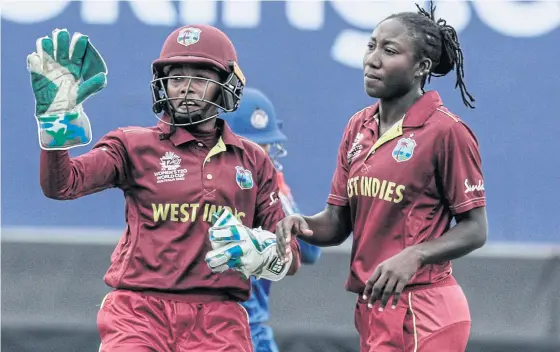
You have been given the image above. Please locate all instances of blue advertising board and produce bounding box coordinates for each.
[2,1,559,242]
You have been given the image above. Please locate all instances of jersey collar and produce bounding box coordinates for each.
[366,90,444,128]
[157,115,244,150]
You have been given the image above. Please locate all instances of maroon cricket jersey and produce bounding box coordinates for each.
[40,117,301,301]
[327,91,486,294]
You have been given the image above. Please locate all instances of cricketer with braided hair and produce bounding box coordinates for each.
[275,2,487,351]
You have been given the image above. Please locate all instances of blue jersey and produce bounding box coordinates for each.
[241,172,321,325]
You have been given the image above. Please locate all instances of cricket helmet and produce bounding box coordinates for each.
[151,24,246,126]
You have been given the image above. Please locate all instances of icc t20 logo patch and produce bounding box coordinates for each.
[177,27,202,47]
[235,166,254,190]
[392,136,417,162]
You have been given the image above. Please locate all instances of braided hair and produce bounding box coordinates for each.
[386,2,475,108]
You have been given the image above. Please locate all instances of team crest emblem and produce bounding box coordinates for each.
[392,136,417,162]
[235,166,254,190]
[177,27,202,47]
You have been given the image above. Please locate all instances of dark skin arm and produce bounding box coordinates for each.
[276,204,352,260]
[363,206,488,310]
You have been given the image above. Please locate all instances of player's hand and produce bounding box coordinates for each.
[205,208,292,281]
[27,28,108,150]
[362,247,422,311]
[275,214,313,263]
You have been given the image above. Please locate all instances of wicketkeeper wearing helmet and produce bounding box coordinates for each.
[28,25,301,352]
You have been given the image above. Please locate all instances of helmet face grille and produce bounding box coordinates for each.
[150,71,244,126]
[269,143,288,171]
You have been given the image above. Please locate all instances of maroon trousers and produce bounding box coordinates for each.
[97,289,253,352]
[355,277,471,352]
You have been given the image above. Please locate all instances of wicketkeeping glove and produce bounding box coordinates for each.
[205,208,292,281]
[26,28,108,150]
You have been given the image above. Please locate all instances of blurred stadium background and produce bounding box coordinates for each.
[2,1,559,351]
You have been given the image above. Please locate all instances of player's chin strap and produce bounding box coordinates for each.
[158,110,220,141]
[159,117,177,140]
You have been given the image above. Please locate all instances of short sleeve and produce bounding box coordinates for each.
[438,122,486,215]
[327,127,351,206]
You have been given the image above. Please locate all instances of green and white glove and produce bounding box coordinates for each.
[26,28,108,150]
[205,208,292,281]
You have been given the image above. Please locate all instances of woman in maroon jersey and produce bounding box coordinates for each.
[276,4,488,351]
[29,25,301,352]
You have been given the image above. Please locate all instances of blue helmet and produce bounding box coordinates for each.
[221,87,287,145]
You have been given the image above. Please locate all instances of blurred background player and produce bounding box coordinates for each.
[222,87,321,352]
[276,3,488,352]
[28,25,301,352]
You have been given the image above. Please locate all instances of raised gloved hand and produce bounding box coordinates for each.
[27,28,108,150]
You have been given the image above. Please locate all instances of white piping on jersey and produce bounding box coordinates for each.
[119,128,268,158]
[450,197,486,211]
[436,108,459,122]
[348,105,372,124]
[121,127,153,133]
[329,194,348,201]
[237,136,268,155]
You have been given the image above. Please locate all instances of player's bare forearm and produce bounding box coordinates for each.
[408,207,488,265]
[301,204,353,247]
[275,205,351,261]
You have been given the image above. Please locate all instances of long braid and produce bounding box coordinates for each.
[416,3,475,108]
[387,2,475,109]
